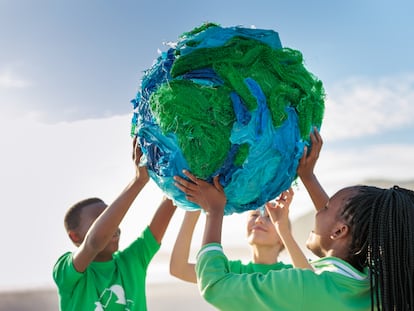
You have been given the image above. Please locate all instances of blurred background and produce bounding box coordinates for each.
[1,0,413,309]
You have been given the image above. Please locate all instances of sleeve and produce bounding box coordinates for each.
[228,259,243,273]
[195,244,305,311]
[121,226,160,267]
[53,252,83,293]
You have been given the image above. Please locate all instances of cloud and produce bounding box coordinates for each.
[318,143,414,186]
[322,73,414,140]
[0,68,31,89]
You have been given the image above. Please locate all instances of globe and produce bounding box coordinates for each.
[131,23,325,215]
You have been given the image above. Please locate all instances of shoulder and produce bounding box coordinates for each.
[53,251,84,291]
[116,226,160,264]
[311,257,369,281]
[228,259,244,273]
[53,251,75,272]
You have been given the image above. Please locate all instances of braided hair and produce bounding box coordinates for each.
[340,185,414,311]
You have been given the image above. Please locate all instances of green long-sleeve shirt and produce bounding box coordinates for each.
[196,243,372,311]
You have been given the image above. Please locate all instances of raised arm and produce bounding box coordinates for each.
[148,196,177,244]
[174,170,226,246]
[169,210,201,283]
[297,127,329,211]
[266,188,313,270]
[73,137,149,272]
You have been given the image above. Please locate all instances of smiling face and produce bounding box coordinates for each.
[306,188,354,258]
[246,208,283,248]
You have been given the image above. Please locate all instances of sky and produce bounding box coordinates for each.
[1,0,414,291]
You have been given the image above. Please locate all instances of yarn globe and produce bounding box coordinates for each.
[131,23,325,215]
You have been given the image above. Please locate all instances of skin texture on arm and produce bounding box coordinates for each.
[266,188,313,270]
[169,210,201,283]
[148,196,177,244]
[174,170,226,246]
[297,128,329,211]
[72,137,149,272]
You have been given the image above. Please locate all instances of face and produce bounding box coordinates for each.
[74,202,121,258]
[246,208,283,248]
[306,188,353,257]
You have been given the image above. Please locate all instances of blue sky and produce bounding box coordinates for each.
[2,0,414,122]
[1,0,414,290]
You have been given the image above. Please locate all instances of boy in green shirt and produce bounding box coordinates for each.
[53,137,176,311]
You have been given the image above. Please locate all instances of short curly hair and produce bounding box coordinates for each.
[64,197,105,232]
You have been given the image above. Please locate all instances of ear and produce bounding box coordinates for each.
[330,223,349,240]
[68,230,81,244]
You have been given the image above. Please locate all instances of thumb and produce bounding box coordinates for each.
[213,176,223,191]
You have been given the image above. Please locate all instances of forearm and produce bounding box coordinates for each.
[86,176,148,250]
[149,198,177,243]
[300,174,328,211]
[278,226,312,270]
[202,211,224,246]
[170,211,200,283]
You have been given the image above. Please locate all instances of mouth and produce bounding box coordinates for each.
[251,226,266,232]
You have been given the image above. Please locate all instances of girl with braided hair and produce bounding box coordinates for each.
[339,184,414,310]
[174,128,414,311]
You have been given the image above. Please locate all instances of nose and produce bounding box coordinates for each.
[255,214,265,224]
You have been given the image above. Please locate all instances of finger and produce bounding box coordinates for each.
[174,184,199,203]
[182,170,199,184]
[175,181,196,195]
[133,137,144,160]
[174,175,198,192]
[310,133,317,151]
[279,190,289,200]
[174,175,190,187]
[314,127,323,144]
[132,136,137,160]
[284,188,294,199]
[300,146,308,162]
[312,127,323,152]
[264,202,274,215]
[265,202,279,221]
[283,191,293,205]
[213,175,223,191]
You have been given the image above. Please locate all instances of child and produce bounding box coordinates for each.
[53,137,176,311]
[175,129,414,311]
[170,129,322,282]
[169,192,295,284]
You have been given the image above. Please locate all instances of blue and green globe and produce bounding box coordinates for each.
[131,23,325,215]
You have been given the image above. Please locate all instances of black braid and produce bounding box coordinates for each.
[340,185,414,311]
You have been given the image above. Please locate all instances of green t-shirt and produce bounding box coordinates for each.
[228,259,292,274]
[53,226,160,311]
[196,243,372,311]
